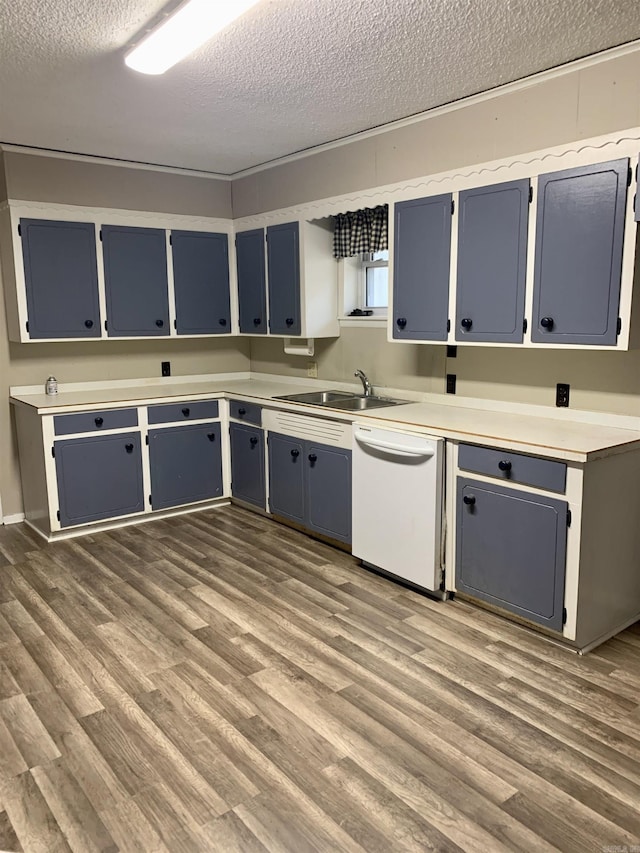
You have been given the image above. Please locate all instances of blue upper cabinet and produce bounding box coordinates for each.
[102,225,170,337]
[20,219,101,339]
[171,231,231,335]
[267,222,301,335]
[236,228,267,334]
[392,194,452,341]
[455,179,530,343]
[532,158,629,346]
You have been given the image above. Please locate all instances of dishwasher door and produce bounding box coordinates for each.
[352,424,444,591]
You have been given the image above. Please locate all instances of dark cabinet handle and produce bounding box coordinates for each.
[84,319,94,329]
[125,443,134,453]
[285,318,294,327]
[219,318,227,326]
[250,436,258,446]
[182,407,190,417]
[253,317,262,326]
[238,407,246,416]
[498,460,512,472]
[207,433,216,442]
[308,453,317,463]
[94,417,104,427]
[396,317,407,329]
[540,317,554,330]
[461,318,473,330]
[463,494,476,506]
[290,449,299,458]
[156,319,164,328]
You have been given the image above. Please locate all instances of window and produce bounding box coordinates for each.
[362,250,388,313]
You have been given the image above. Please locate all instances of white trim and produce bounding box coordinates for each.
[0,143,232,181]
[231,41,640,179]
[3,513,25,525]
[339,317,387,328]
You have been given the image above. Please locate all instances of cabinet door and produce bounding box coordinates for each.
[236,229,267,334]
[392,195,452,341]
[268,433,304,523]
[20,219,101,339]
[102,225,170,336]
[456,478,567,631]
[55,432,144,527]
[149,423,223,510]
[532,159,628,346]
[455,180,530,343]
[267,222,301,335]
[230,423,265,509]
[172,230,231,335]
[306,444,352,544]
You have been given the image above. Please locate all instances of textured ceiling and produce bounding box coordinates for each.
[0,0,639,175]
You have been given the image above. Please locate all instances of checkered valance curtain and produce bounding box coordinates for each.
[333,204,388,259]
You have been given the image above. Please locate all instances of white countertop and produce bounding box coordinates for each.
[11,376,640,463]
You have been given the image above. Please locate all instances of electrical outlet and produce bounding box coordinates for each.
[556,382,570,407]
[307,361,318,378]
[161,361,171,377]
[446,374,457,394]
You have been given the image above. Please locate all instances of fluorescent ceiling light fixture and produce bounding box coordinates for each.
[125,0,260,75]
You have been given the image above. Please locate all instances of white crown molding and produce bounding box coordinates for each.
[232,40,640,180]
[0,143,232,181]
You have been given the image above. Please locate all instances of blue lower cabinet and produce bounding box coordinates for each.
[268,433,352,544]
[55,432,144,527]
[268,433,305,523]
[456,477,567,631]
[306,444,352,543]
[230,423,265,509]
[149,423,223,510]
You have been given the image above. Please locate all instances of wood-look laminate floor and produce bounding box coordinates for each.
[0,506,639,852]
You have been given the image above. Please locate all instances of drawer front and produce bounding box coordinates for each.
[229,399,261,425]
[54,408,138,436]
[147,400,219,424]
[458,443,566,493]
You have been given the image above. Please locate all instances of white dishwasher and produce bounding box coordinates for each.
[352,423,444,593]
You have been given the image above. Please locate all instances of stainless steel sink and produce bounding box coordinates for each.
[274,389,356,405]
[330,396,404,410]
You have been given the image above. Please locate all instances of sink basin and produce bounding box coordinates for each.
[274,389,356,405]
[329,396,405,410]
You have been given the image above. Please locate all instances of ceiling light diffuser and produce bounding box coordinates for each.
[125,0,261,75]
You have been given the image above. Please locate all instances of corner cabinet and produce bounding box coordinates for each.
[235,219,339,338]
[0,204,234,342]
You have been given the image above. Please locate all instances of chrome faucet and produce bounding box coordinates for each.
[354,369,373,397]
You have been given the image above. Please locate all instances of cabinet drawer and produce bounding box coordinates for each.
[458,443,566,494]
[229,399,261,425]
[54,408,138,436]
[147,400,219,424]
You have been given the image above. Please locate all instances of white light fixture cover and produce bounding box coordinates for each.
[125,0,260,75]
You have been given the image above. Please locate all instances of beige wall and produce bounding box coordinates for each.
[4,152,232,217]
[0,155,247,518]
[232,50,640,215]
[251,327,446,395]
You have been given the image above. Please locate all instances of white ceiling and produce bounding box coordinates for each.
[1,0,639,176]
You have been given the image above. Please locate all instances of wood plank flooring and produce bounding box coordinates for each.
[0,505,639,852]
